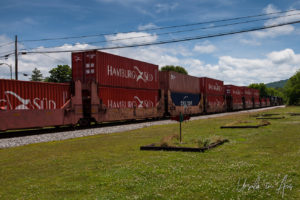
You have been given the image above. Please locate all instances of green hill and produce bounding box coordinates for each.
[266,79,288,88]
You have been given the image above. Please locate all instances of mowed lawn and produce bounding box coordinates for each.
[0,107,299,199]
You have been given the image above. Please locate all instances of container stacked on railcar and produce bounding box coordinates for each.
[159,71,202,116]
[251,88,260,108]
[72,50,163,122]
[200,77,225,113]
[260,98,266,107]
[0,79,82,131]
[0,79,70,110]
[242,87,253,109]
[266,97,271,107]
[225,85,243,111]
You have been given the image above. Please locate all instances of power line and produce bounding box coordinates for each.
[38,53,67,63]
[19,8,300,43]
[0,52,14,59]
[19,12,300,52]
[0,50,15,57]
[21,20,300,54]
[0,41,14,48]
[85,12,300,45]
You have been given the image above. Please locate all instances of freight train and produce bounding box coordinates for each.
[0,50,283,131]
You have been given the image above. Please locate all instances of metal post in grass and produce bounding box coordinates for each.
[179,112,183,143]
[171,112,190,144]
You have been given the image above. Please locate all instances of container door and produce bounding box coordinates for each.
[84,52,97,82]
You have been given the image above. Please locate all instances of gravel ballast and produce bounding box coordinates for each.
[0,106,284,149]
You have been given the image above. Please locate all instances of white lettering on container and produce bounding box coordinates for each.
[106,96,154,109]
[107,65,153,82]
[208,83,222,92]
[0,91,58,110]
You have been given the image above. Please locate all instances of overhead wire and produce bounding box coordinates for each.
[0,53,14,59]
[38,53,67,63]
[20,19,300,54]
[18,8,300,43]
[0,42,14,48]
[19,11,300,52]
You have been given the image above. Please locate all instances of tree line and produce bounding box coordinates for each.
[30,65,72,83]
[249,70,300,105]
[30,65,299,105]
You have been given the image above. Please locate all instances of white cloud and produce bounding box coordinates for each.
[251,4,300,38]
[263,4,280,14]
[239,39,261,46]
[193,44,216,54]
[267,48,298,64]
[0,35,14,56]
[210,49,299,85]
[155,3,178,13]
[105,32,157,46]
[138,23,158,31]
[252,25,295,38]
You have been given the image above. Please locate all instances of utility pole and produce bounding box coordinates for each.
[15,35,18,80]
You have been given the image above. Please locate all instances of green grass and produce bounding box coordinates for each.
[0,106,300,199]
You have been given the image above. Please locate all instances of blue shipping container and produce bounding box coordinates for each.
[171,92,200,106]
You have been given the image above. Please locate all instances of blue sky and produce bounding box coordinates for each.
[1,0,300,85]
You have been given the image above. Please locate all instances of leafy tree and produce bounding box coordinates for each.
[249,83,268,97]
[249,83,284,98]
[160,65,188,75]
[30,68,43,81]
[284,70,300,105]
[45,65,71,83]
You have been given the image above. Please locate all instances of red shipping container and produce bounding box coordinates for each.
[244,97,253,109]
[98,87,159,109]
[159,71,200,94]
[225,85,243,110]
[251,88,260,108]
[261,98,266,107]
[225,85,243,97]
[205,95,225,113]
[0,79,70,110]
[199,77,224,95]
[243,87,252,97]
[72,50,159,90]
[251,88,260,98]
[266,98,271,106]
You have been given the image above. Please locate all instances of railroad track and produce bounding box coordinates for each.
[0,106,284,149]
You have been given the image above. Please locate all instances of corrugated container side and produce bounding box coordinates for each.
[243,87,252,97]
[72,50,159,89]
[98,87,159,109]
[225,85,243,110]
[205,95,225,113]
[72,52,84,82]
[159,71,200,94]
[251,88,260,98]
[266,98,271,106]
[225,85,243,97]
[200,77,224,95]
[244,97,253,109]
[261,98,266,107]
[254,99,260,108]
[251,88,260,108]
[0,79,71,110]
